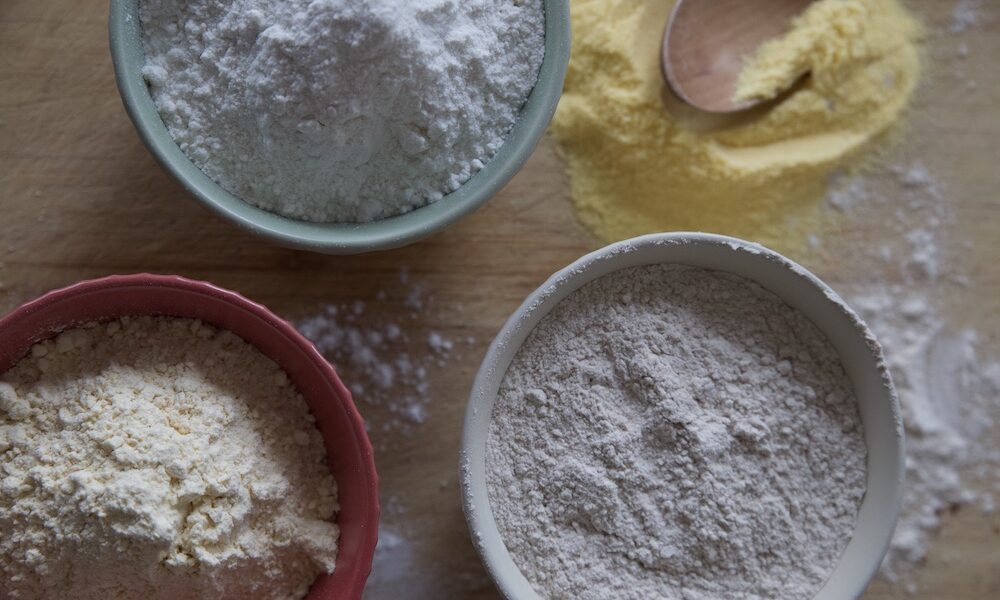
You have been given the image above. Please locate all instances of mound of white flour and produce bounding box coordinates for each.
[487,265,868,600]
[139,0,545,222]
[0,317,338,600]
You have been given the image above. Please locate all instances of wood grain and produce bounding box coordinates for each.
[0,1,997,599]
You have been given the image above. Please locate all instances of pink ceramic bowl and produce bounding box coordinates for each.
[0,274,379,600]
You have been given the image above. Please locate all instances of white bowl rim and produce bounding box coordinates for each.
[460,232,904,600]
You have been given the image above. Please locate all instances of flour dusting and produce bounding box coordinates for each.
[296,272,458,444]
[951,0,982,35]
[821,163,1000,583]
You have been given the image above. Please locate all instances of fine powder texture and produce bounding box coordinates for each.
[734,0,920,104]
[0,317,339,600]
[139,0,545,223]
[487,265,867,599]
[550,0,921,256]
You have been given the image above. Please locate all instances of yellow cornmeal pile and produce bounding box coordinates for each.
[551,0,922,255]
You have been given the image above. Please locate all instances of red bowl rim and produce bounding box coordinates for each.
[0,274,380,599]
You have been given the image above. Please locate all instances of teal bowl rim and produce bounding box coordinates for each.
[109,0,570,255]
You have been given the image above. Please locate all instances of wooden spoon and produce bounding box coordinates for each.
[662,0,814,113]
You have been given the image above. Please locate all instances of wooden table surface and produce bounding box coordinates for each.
[1,1,997,598]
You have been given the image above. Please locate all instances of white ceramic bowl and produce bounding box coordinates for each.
[461,232,904,600]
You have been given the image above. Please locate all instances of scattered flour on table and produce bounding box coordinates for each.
[945,0,982,88]
[362,497,420,599]
[854,289,1000,583]
[821,163,1000,585]
[950,0,982,34]
[138,0,545,222]
[363,493,492,600]
[365,526,411,593]
[487,265,867,600]
[296,271,460,444]
[0,317,338,600]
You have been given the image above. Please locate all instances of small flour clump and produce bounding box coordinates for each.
[298,302,443,436]
[138,0,545,222]
[0,317,338,600]
[487,265,868,600]
[296,268,464,446]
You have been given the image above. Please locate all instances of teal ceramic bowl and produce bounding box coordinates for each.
[109,1,570,254]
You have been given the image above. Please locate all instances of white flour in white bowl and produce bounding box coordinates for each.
[138,0,545,223]
[487,264,867,600]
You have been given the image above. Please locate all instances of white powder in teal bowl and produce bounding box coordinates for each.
[139,0,544,223]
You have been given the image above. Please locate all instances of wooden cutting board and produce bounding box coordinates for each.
[0,0,996,598]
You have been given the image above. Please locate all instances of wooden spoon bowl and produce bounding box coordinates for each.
[662,0,814,113]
